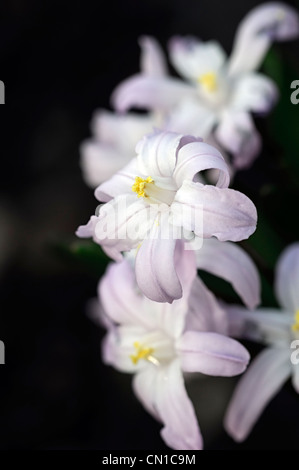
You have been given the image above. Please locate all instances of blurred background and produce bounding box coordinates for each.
[0,0,299,450]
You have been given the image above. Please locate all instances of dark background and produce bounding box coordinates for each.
[0,0,299,450]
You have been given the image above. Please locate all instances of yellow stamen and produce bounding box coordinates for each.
[130,341,155,365]
[132,176,154,198]
[292,310,299,332]
[198,72,217,92]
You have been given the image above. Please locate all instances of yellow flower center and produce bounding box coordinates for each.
[130,341,155,365]
[198,72,217,92]
[292,310,299,332]
[132,176,154,198]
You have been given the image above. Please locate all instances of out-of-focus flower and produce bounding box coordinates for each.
[80,37,167,187]
[77,130,257,303]
[113,2,299,170]
[96,250,250,450]
[224,242,299,442]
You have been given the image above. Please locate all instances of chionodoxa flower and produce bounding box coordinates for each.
[224,243,299,442]
[77,130,257,303]
[93,243,250,450]
[113,2,299,170]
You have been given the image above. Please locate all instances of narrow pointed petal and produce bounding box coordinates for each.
[215,112,262,170]
[275,243,299,312]
[169,36,226,82]
[172,181,257,242]
[185,276,228,335]
[134,362,204,450]
[177,331,250,376]
[196,238,261,309]
[99,260,152,328]
[150,242,197,338]
[225,305,290,344]
[157,360,203,450]
[139,36,168,77]
[231,73,278,114]
[135,215,182,303]
[224,347,291,442]
[228,3,299,75]
[112,75,196,113]
[133,367,162,422]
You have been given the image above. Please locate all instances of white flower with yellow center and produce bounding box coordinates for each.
[113,3,299,170]
[95,250,250,450]
[77,129,257,304]
[224,242,299,442]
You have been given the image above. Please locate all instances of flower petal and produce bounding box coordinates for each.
[139,36,168,77]
[80,140,131,188]
[112,75,196,113]
[169,36,226,82]
[176,331,250,376]
[225,305,291,345]
[149,241,197,337]
[102,325,155,374]
[185,276,228,335]
[231,73,278,114]
[172,181,257,242]
[292,361,299,393]
[165,99,216,138]
[215,112,261,170]
[224,347,291,442]
[173,138,230,188]
[94,194,153,255]
[136,129,183,180]
[76,215,98,239]
[275,243,299,312]
[228,2,299,75]
[95,158,139,202]
[99,260,153,328]
[135,214,183,303]
[133,367,162,422]
[196,238,261,309]
[91,109,156,150]
[154,360,203,450]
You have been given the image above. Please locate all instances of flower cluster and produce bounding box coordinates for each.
[81,2,299,187]
[76,2,299,450]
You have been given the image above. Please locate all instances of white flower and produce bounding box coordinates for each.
[77,130,257,303]
[224,242,299,442]
[95,249,250,450]
[113,2,299,170]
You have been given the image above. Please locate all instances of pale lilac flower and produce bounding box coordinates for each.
[96,246,250,450]
[224,242,299,442]
[113,3,299,170]
[77,130,257,303]
[80,36,167,187]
